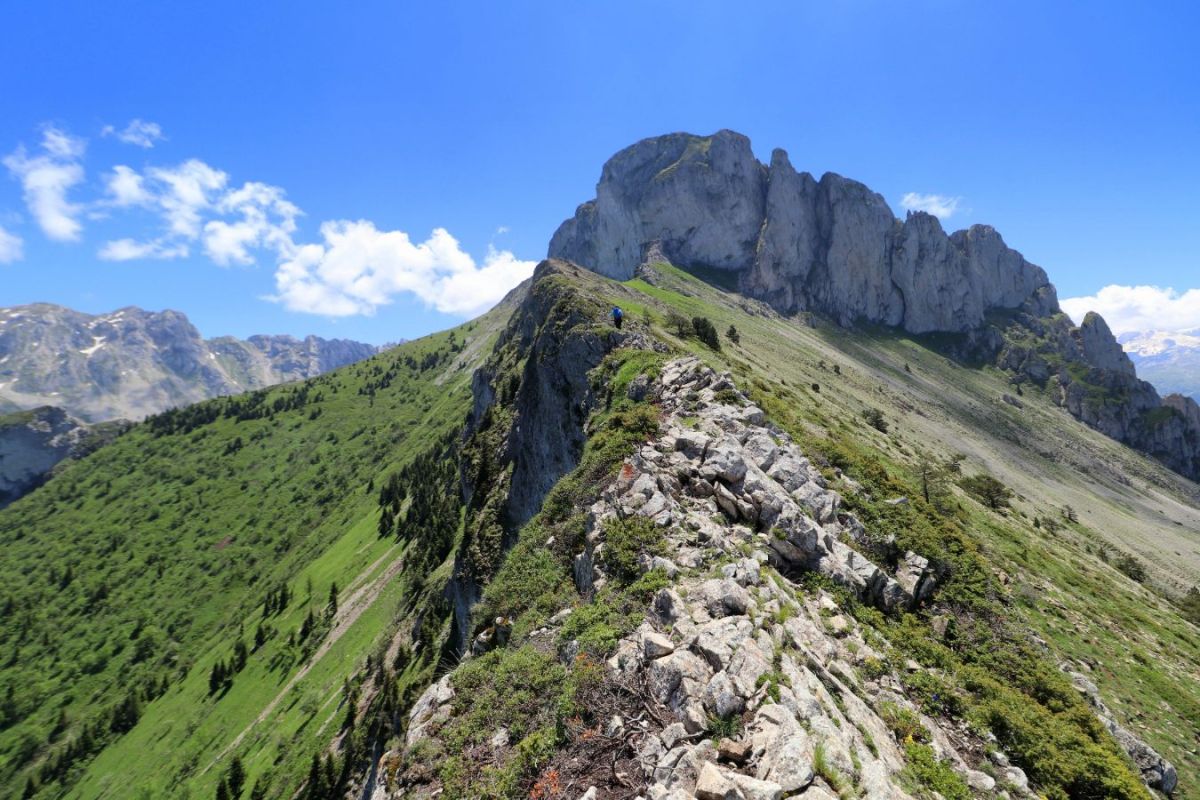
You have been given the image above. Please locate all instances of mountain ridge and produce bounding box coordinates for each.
[549,129,1200,483]
[1120,329,1200,403]
[0,302,384,422]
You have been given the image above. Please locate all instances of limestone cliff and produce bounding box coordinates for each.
[549,130,1056,334]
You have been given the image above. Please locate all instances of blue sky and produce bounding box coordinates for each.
[2,1,1198,344]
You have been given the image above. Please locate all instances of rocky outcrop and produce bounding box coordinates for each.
[449,260,664,653]
[396,359,1048,800]
[994,306,1200,480]
[0,303,381,421]
[0,406,130,508]
[1064,666,1177,793]
[549,130,1056,334]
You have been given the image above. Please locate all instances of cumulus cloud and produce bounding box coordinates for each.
[1061,285,1200,335]
[147,159,228,238]
[102,119,165,148]
[105,165,152,206]
[4,122,537,317]
[204,182,300,266]
[3,126,86,241]
[0,225,23,263]
[270,222,535,317]
[899,192,961,220]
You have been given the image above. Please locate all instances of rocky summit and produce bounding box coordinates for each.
[549,130,1057,334]
[0,303,382,422]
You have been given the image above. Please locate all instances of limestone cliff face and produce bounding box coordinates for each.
[995,308,1200,480]
[549,131,1056,333]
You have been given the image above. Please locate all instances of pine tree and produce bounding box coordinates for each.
[233,640,248,672]
[22,777,36,799]
[726,324,740,344]
[215,779,230,800]
[110,690,140,733]
[300,609,315,641]
[209,661,225,695]
[328,582,338,615]
[250,780,267,800]
[227,755,246,797]
[303,754,323,799]
[324,754,337,794]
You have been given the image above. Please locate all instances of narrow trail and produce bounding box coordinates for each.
[202,544,405,774]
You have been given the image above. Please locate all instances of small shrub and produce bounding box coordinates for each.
[900,741,971,800]
[1179,586,1200,625]
[692,316,721,350]
[959,473,1013,511]
[665,312,691,338]
[726,325,741,344]
[862,408,889,433]
[1115,553,1147,583]
[880,702,928,744]
[602,517,666,583]
[706,712,742,739]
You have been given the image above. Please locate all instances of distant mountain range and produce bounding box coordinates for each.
[0,303,384,422]
[1119,329,1200,402]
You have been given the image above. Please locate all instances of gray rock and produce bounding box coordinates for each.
[643,631,676,661]
[0,302,380,422]
[548,131,1056,335]
[966,770,996,792]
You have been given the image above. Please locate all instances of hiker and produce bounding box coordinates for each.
[612,305,624,329]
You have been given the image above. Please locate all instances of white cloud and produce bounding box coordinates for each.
[899,192,961,220]
[102,119,165,148]
[3,126,86,241]
[1062,285,1200,336]
[0,225,23,263]
[98,237,189,261]
[147,159,228,238]
[5,123,538,316]
[203,182,300,266]
[105,165,152,206]
[270,222,535,317]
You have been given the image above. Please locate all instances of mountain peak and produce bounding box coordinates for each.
[550,130,1056,334]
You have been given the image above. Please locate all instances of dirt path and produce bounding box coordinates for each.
[202,545,405,774]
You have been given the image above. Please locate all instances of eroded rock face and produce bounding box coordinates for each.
[549,131,767,281]
[549,131,1055,334]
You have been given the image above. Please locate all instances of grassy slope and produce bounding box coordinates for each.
[0,300,512,799]
[604,263,1200,796]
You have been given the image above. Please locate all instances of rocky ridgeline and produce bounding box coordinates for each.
[0,303,380,422]
[398,358,1047,800]
[549,130,1056,335]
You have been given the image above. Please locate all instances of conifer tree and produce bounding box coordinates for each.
[227,755,246,797]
